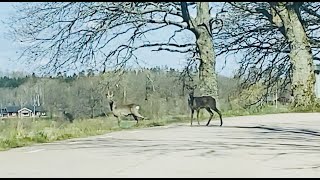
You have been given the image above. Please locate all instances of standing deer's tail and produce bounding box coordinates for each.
[132,105,144,120]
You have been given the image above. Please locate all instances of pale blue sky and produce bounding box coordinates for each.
[0,2,239,77]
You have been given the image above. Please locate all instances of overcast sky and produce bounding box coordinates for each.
[0,2,239,77]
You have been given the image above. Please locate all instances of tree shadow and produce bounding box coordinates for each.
[27,122,320,170]
[223,125,320,137]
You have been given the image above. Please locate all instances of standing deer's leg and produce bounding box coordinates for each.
[132,108,145,120]
[190,109,194,126]
[133,115,139,125]
[205,107,214,126]
[135,113,145,120]
[213,108,223,126]
[196,109,200,125]
[116,116,120,127]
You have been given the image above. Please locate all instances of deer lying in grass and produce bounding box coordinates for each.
[106,91,145,126]
[62,110,74,123]
[188,90,223,126]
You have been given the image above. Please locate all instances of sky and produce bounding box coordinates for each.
[0,2,239,77]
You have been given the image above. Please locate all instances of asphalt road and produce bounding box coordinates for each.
[0,113,319,178]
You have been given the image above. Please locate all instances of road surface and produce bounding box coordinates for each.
[0,113,319,178]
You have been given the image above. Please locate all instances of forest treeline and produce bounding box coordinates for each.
[0,67,243,120]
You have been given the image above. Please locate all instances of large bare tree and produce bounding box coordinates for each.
[7,2,223,97]
[215,2,320,109]
[270,2,316,108]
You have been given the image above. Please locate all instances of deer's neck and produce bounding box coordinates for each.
[189,96,195,107]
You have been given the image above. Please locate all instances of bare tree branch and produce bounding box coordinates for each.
[7,2,198,75]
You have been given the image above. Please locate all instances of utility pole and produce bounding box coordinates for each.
[0,103,2,119]
[33,98,36,121]
[275,81,278,109]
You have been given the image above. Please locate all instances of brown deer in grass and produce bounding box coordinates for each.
[188,90,223,126]
[106,91,145,126]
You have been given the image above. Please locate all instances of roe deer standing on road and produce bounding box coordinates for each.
[106,91,145,126]
[188,90,223,126]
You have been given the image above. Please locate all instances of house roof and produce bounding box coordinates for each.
[6,106,20,113]
[18,107,33,113]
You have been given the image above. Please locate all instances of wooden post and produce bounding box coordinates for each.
[275,82,278,109]
[123,85,127,104]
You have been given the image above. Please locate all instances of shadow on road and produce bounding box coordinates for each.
[223,125,320,137]
[26,120,320,171]
[41,124,320,159]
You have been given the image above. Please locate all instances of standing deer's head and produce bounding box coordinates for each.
[106,90,116,111]
[106,90,114,101]
[186,84,197,107]
[186,85,196,98]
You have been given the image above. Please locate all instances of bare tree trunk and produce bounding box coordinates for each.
[196,35,217,98]
[181,2,218,98]
[196,2,218,98]
[271,2,315,108]
[123,85,126,104]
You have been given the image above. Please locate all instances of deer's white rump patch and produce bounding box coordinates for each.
[136,106,140,110]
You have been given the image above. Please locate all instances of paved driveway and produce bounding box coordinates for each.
[0,113,319,178]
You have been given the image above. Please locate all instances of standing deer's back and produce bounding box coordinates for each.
[110,101,142,118]
[189,95,217,110]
